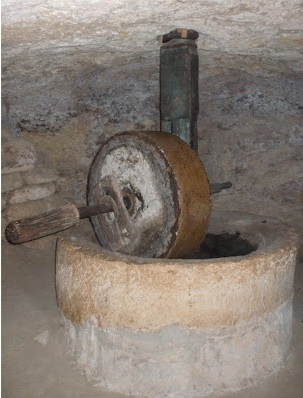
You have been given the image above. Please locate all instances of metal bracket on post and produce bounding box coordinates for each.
[159,28,199,152]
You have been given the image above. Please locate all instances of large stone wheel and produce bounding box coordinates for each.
[88,131,211,258]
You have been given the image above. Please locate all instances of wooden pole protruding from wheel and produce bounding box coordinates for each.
[5,204,80,244]
[5,199,117,244]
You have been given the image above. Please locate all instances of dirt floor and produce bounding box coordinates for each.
[2,235,303,398]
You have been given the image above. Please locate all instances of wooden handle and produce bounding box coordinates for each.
[5,203,80,244]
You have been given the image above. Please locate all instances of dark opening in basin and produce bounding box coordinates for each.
[192,232,258,259]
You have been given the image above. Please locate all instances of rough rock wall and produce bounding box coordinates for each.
[197,64,303,243]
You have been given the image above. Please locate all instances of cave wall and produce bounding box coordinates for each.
[2,0,303,250]
[198,63,303,235]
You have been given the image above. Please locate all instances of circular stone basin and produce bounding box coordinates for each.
[56,211,298,398]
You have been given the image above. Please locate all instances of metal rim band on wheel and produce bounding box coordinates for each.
[88,131,211,258]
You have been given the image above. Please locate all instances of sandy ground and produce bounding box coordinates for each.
[2,236,303,398]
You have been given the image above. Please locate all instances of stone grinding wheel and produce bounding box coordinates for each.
[88,131,211,258]
[5,131,211,259]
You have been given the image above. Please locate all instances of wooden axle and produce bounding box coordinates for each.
[5,181,231,245]
[5,200,116,245]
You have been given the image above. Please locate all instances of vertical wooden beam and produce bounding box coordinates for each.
[160,29,199,152]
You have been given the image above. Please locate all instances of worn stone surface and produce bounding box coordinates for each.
[2,1,302,73]
[55,171,88,206]
[1,216,8,240]
[9,182,56,204]
[196,69,303,243]
[1,138,37,174]
[56,211,298,397]
[2,0,303,134]
[2,239,303,398]
[56,211,298,330]
[1,194,9,211]
[1,172,23,193]
[23,169,58,185]
[61,300,292,398]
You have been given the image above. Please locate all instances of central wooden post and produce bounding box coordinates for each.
[159,28,199,152]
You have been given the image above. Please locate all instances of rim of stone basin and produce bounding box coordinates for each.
[56,210,298,331]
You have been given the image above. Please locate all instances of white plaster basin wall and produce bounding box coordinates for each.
[56,211,298,398]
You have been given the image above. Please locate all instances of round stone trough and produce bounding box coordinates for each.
[56,210,298,398]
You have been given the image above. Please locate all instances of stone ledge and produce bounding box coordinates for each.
[1,172,23,193]
[9,182,56,204]
[22,169,58,185]
[1,138,37,174]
